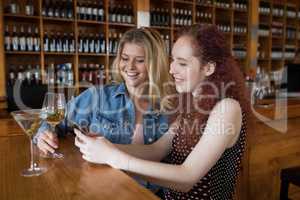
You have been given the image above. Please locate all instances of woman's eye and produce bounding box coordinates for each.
[179,63,187,67]
[136,59,144,63]
[121,57,128,62]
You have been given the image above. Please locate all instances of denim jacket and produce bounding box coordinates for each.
[36,83,169,145]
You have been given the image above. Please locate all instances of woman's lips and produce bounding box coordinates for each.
[173,76,184,83]
[126,71,139,79]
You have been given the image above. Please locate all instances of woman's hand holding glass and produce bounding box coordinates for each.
[37,130,59,155]
[39,92,66,159]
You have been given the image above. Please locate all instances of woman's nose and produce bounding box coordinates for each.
[169,62,176,74]
[127,60,136,70]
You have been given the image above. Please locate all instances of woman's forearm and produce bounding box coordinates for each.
[115,132,174,161]
[111,150,195,192]
[114,144,167,162]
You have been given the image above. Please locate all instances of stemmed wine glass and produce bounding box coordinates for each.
[40,92,66,159]
[11,109,48,177]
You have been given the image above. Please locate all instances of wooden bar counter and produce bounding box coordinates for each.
[1,97,300,200]
[0,123,159,200]
[241,98,300,200]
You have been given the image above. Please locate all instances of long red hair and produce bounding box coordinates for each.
[176,24,250,143]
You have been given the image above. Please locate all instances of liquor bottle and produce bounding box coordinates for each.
[98,1,104,21]
[89,33,95,53]
[25,65,33,85]
[108,32,113,53]
[95,33,100,53]
[87,1,93,20]
[113,33,121,54]
[59,0,66,18]
[69,33,75,52]
[56,64,62,84]
[47,0,54,17]
[33,26,40,51]
[44,31,49,52]
[94,64,99,85]
[17,65,25,84]
[12,25,19,51]
[8,65,16,86]
[92,1,98,20]
[78,32,83,53]
[26,26,34,51]
[66,0,73,18]
[47,63,55,85]
[56,32,62,52]
[25,0,34,16]
[115,4,121,23]
[164,34,170,54]
[9,0,20,14]
[150,7,155,26]
[42,0,48,16]
[19,26,26,51]
[109,4,116,22]
[127,5,133,24]
[33,65,41,85]
[80,1,87,20]
[83,33,89,53]
[49,31,56,52]
[88,63,94,83]
[187,10,192,25]
[100,33,106,53]
[4,25,11,51]
[54,1,60,18]
[62,33,69,52]
[154,8,160,26]
[66,63,74,86]
[80,63,88,82]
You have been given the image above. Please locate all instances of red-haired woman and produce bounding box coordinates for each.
[74,24,250,200]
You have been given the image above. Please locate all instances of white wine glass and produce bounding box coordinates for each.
[11,109,48,177]
[40,92,66,159]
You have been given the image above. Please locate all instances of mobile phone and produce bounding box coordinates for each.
[67,119,88,135]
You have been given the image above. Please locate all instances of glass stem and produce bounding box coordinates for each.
[29,137,37,170]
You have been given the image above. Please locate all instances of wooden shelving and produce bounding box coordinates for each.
[5,51,41,55]
[3,14,40,19]
[1,0,137,94]
[2,0,300,103]
[257,0,300,73]
[149,0,249,71]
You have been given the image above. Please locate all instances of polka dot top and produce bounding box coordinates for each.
[164,99,247,200]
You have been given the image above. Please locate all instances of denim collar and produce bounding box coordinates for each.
[112,82,127,98]
[112,82,160,119]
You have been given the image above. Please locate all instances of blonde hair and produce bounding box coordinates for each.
[111,27,175,112]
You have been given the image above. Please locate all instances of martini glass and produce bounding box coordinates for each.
[11,109,48,177]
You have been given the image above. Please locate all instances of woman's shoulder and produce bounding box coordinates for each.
[214,98,241,113]
[207,98,242,125]
[83,83,126,97]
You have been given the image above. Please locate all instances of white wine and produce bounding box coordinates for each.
[12,109,42,138]
[46,109,65,126]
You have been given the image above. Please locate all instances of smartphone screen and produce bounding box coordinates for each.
[67,119,88,135]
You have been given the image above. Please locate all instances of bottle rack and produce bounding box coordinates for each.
[257,0,300,73]
[2,0,137,92]
[149,0,250,71]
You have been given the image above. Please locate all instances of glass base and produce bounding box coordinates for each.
[40,151,64,159]
[21,167,47,177]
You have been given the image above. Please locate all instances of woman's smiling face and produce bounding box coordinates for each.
[169,36,206,93]
[119,42,148,89]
